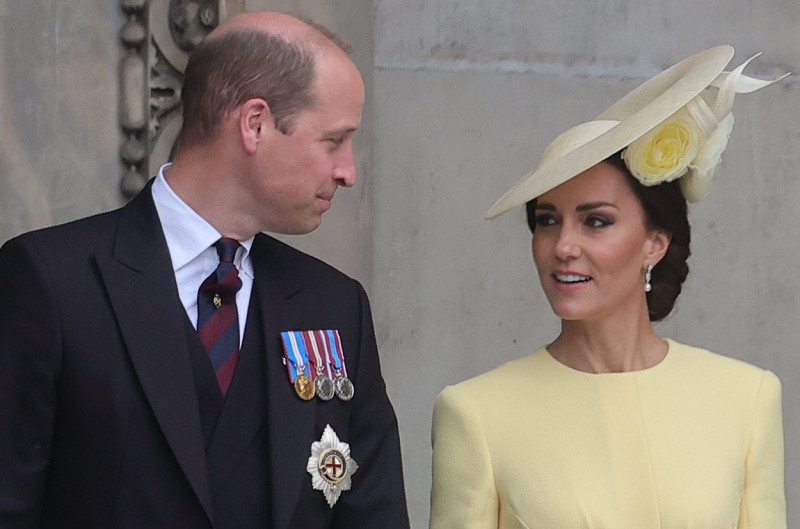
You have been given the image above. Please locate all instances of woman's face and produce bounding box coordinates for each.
[531,162,668,322]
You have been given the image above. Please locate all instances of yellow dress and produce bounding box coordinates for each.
[430,340,785,529]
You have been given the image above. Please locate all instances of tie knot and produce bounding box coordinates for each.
[215,237,240,264]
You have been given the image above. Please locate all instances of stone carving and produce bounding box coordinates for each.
[170,0,219,51]
[118,0,244,198]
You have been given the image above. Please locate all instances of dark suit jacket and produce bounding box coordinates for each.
[0,184,409,528]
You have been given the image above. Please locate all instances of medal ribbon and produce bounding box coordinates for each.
[315,330,333,376]
[326,329,348,377]
[315,330,336,375]
[304,330,331,378]
[280,331,311,381]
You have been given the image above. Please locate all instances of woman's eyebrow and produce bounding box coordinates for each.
[576,201,619,212]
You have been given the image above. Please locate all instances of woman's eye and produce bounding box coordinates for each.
[586,216,611,228]
[534,214,556,227]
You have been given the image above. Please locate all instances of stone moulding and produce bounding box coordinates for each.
[118,0,244,198]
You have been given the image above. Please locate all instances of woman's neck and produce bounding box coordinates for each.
[547,311,667,374]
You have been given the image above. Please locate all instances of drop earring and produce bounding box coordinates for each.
[644,264,653,293]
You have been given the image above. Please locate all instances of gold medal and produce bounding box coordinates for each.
[294,373,315,400]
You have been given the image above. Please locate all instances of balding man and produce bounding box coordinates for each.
[0,11,410,529]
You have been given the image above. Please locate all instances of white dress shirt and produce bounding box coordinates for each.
[151,163,254,345]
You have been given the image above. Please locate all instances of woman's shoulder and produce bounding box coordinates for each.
[435,347,551,408]
[665,339,782,394]
[667,339,775,373]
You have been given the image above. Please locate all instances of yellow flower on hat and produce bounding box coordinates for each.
[622,109,703,186]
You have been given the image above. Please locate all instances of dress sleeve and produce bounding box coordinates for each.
[430,385,498,529]
[737,370,786,529]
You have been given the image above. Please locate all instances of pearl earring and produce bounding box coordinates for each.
[644,264,653,293]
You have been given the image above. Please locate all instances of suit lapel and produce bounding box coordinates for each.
[94,185,214,522]
[250,236,317,529]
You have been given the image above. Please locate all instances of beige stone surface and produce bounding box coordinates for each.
[0,2,120,245]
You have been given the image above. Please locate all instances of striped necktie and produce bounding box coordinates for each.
[197,237,242,395]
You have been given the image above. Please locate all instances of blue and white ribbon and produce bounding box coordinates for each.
[280,331,311,382]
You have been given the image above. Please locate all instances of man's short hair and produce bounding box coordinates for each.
[179,29,316,146]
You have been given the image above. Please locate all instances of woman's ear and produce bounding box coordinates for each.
[238,98,272,154]
[646,228,671,266]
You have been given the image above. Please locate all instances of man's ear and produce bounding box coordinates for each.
[239,98,272,154]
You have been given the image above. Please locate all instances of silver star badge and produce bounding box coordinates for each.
[307,424,358,508]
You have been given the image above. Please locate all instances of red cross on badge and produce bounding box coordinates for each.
[319,449,347,484]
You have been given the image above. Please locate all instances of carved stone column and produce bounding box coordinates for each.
[118,0,244,198]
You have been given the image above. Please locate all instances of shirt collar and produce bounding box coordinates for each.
[151,163,254,276]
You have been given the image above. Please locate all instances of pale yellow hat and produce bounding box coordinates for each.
[486,45,787,219]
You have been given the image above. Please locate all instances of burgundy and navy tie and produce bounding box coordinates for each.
[197,237,242,395]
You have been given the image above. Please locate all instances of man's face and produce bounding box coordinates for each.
[248,49,365,235]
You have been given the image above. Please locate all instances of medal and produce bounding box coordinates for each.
[314,373,335,401]
[306,424,358,508]
[280,331,316,401]
[326,330,355,401]
[334,374,354,401]
[294,373,315,400]
[307,330,335,401]
[280,329,351,402]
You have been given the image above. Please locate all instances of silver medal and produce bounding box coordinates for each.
[334,374,355,401]
[315,373,335,401]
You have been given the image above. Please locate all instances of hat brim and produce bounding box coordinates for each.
[486,45,734,219]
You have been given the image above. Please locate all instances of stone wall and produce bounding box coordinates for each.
[0,1,121,244]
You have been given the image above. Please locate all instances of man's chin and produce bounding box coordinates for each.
[266,217,322,236]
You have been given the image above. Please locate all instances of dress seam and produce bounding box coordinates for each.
[632,375,664,529]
